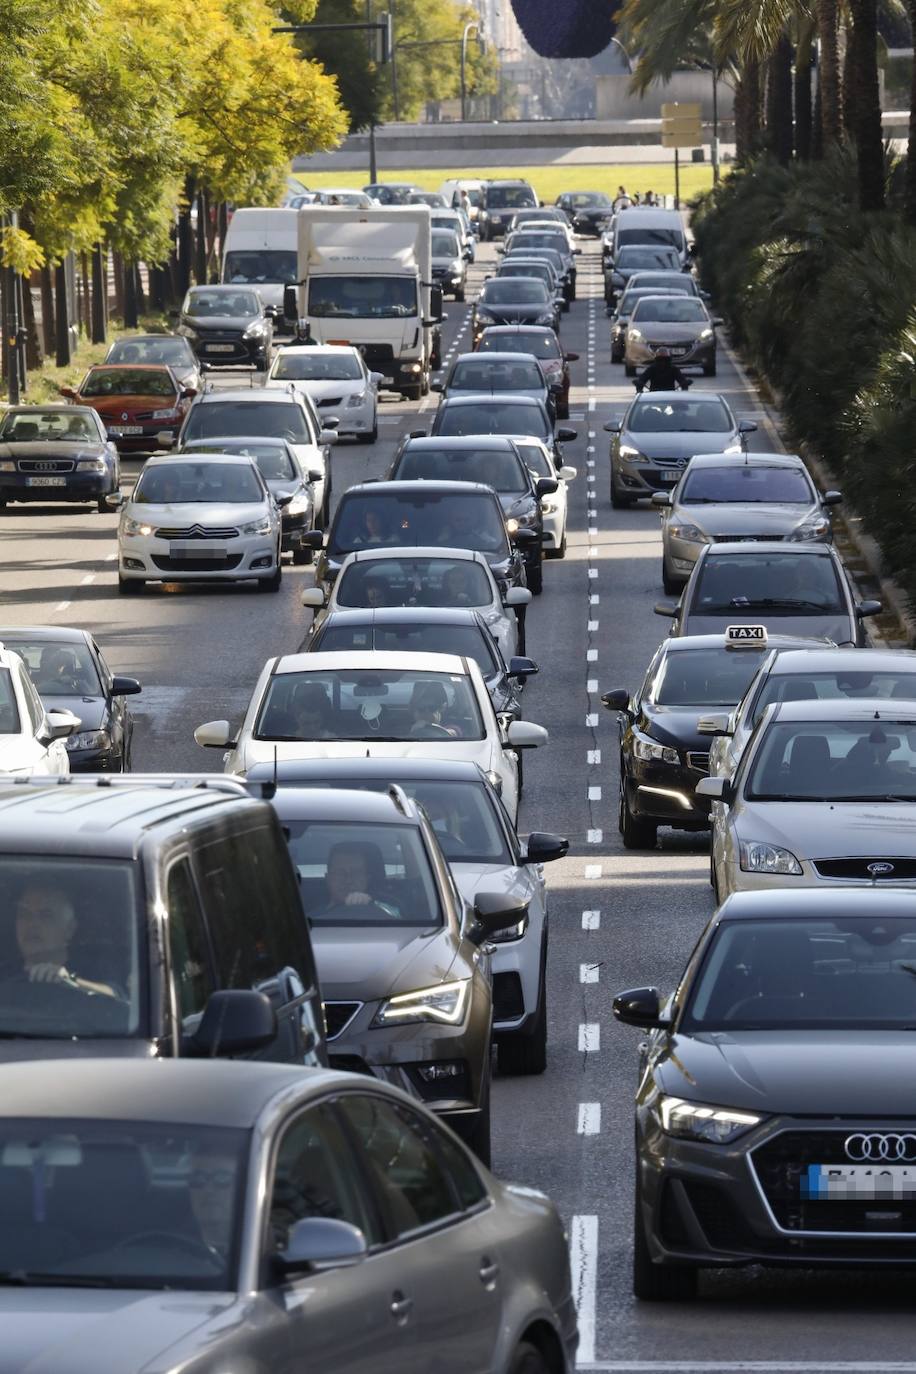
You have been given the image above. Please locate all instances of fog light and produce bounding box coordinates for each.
[252,555,272,568]
[417,1061,464,1082]
[123,557,144,570]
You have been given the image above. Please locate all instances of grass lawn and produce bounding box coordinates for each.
[296,162,721,205]
[5,314,170,405]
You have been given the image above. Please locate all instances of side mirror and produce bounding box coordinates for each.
[370,372,385,384]
[58,385,78,400]
[857,599,882,618]
[654,602,677,617]
[264,304,281,320]
[738,420,758,435]
[504,586,531,608]
[430,380,443,392]
[696,713,732,737]
[601,688,630,712]
[651,492,672,508]
[111,675,142,697]
[472,890,529,941]
[155,431,175,448]
[556,427,577,442]
[188,989,277,1056]
[319,429,338,446]
[612,986,664,1029]
[46,708,81,741]
[168,308,180,320]
[508,655,538,680]
[558,465,577,481]
[695,776,732,803]
[274,493,293,509]
[822,490,842,506]
[603,420,621,434]
[512,527,538,547]
[506,719,548,750]
[301,586,326,607]
[180,387,197,400]
[565,351,580,362]
[535,477,558,498]
[194,719,236,749]
[408,429,426,439]
[104,492,125,511]
[275,1217,367,1276]
[300,530,324,550]
[307,469,324,483]
[713,316,725,327]
[521,831,569,864]
[283,284,299,323]
[429,285,444,322]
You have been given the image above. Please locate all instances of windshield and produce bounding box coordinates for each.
[478,331,559,360]
[617,228,684,250]
[652,648,767,706]
[0,668,20,734]
[570,193,611,208]
[5,640,101,697]
[316,622,500,677]
[754,669,916,722]
[308,277,417,319]
[223,250,297,284]
[631,298,707,324]
[435,400,549,440]
[616,246,682,270]
[499,263,551,285]
[0,411,97,443]
[449,359,543,394]
[285,821,442,927]
[0,1117,246,1289]
[432,233,460,257]
[486,186,536,209]
[693,552,843,615]
[336,557,492,609]
[255,669,485,743]
[81,369,176,398]
[630,273,697,293]
[183,441,297,480]
[509,248,563,272]
[0,860,140,1038]
[396,444,528,493]
[510,233,567,253]
[680,466,814,504]
[330,492,509,558]
[628,397,732,434]
[108,338,191,365]
[618,289,689,316]
[273,352,362,382]
[184,289,259,318]
[480,280,549,306]
[182,401,312,443]
[133,462,263,504]
[747,719,916,800]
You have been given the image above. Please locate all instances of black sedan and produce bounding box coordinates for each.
[555,190,614,235]
[615,888,916,1299]
[176,284,277,370]
[0,405,119,513]
[0,625,141,771]
[471,278,559,343]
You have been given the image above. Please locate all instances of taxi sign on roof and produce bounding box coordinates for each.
[725,624,767,648]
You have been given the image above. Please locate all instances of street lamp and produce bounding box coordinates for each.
[460,21,482,122]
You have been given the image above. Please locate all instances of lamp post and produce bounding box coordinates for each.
[460,21,481,122]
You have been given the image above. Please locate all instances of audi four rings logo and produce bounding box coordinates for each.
[845,1133,916,1161]
[867,861,895,876]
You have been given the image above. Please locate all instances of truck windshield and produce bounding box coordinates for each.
[308,277,417,319]
[223,250,298,284]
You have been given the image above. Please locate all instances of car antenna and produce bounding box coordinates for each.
[273,743,278,789]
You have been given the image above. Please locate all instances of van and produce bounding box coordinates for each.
[610,208,689,269]
[439,178,485,222]
[0,776,326,1066]
[221,207,299,325]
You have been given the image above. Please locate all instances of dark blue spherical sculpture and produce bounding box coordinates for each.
[510,0,619,58]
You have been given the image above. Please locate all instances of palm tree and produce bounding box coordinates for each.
[906,0,916,223]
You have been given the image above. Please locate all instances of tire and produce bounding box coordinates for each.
[662,562,680,595]
[97,497,109,514]
[292,546,312,566]
[611,476,636,509]
[546,529,566,560]
[455,1070,491,1167]
[633,1177,698,1301]
[258,562,282,593]
[557,401,569,420]
[625,362,637,377]
[118,577,144,596]
[357,420,378,445]
[526,554,543,596]
[515,606,527,656]
[619,775,658,850]
[611,344,624,364]
[703,357,717,377]
[454,286,466,303]
[403,385,422,402]
[507,1341,550,1374]
[497,966,547,1077]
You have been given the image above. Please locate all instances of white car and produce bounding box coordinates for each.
[0,643,80,775]
[299,546,531,661]
[508,436,576,560]
[265,345,382,444]
[699,697,916,901]
[194,650,547,822]
[117,453,284,595]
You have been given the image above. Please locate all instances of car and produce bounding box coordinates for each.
[477,179,538,239]
[555,190,614,235]
[431,227,467,301]
[300,546,531,661]
[610,285,692,364]
[0,642,79,775]
[176,384,337,527]
[705,646,916,784]
[307,607,538,720]
[656,542,882,645]
[429,393,577,474]
[0,626,141,771]
[362,180,422,204]
[0,774,325,1062]
[628,270,709,300]
[508,206,576,247]
[601,627,834,851]
[407,189,449,208]
[433,353,554,414]
[502,230,578,299]
[605,391,756,507]
[472,278,560,342]
[614,887,916,1299]
[439,176,485,221]
[653,453,843,592]
[699,698,916,900]
[312,187,375,207]
[0,404,119,513]
[174,283,278,370]
[623,295,723,377]
[431,208,475,261]
[508,436,577,560]
[103,333,202,391]
[179,436,318,564]
[117,452,284,595]
[603,243,684,306]
[0,1058,577,1371]
[606,206,690,269]
[308,481,535,627]
[503,244,572,301]
[389,434,553,596]
[194,650,548,823]
[265,344,381,445]
[495,257,567,312]
[61,363,197,454]
[476,325,578,419]
[248,758,569,1078]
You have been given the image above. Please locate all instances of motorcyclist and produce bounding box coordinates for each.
[634,347,692,393]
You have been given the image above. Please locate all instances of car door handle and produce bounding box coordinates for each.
[390,1291,413,1322]
[479,1257,500,1287]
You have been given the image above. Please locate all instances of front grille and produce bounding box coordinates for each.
[813,857,916,881]
[658,1180,691,1247]
[151,554,243,572]
[317,397,343,408]
[493,971,525,1021]
[17,459,75,473]
[360,344,394,367]
[640,466,686,491]
[712,534,784,543]
[154,525,240,540]
[752,1130,916,1235]
[686,751,710,773]
[323,1001,362,1041]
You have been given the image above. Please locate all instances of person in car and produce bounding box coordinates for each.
[313,844,399,920]
[292,686,337,740]
[440,565,476,606]
[409,682,460,739]
[9,883,119,999]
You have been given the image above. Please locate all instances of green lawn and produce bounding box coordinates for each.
[296,162,721,205]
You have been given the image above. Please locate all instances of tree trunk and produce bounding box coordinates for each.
[735,59,763,161]
[39,266,55,356]
[195,189,208,284]
[149,264,169,312]
[22,274,41,371]
[794,49,814,159]
[123,261,139,328]
[91,245,107,344]
[848,0,885,210]
[54,261,71,367]
[815,0,842,146]
[766,35,794,164]
[842,22,856,135]
[112,250,126,318]
[907,0,916,222]
[177,174,195,299]
[217,202,229,263]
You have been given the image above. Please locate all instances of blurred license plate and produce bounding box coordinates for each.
[803,1164,916,1199]
[108,426,143,436]
[26,476,66,486]
[170,544,226,559]
[205,344,235,353]
[658,471,680,483]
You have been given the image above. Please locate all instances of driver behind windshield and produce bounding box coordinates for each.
[12,883,118,999]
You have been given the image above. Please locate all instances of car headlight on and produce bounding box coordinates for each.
[633,729,679,765]
[286,488,312,516]
[151,408,179,421]
[345,391,367,408]
[0,460,14,472]
[121,517,152,537]
[628,328,644,342]
[739,840,803,875]
[535,313,555,325]
[76,458,107,471]
[541,498,559,514]
[372,979,470,1027]
[653,1093,764,1144]
[698,327,714,340]
[669,523,707,543]
[475,311,494,325]
[618,444,646,464]
[243,321,266,339]
[789,516,830,541]
[240,516,272,536]
[65,729,111,752]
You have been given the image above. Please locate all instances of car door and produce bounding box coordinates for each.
[18,665,67,774]
[336,1094,503,1374]
[92,639,128,764]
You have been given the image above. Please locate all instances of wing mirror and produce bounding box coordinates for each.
[45,708,81,741]
[111,675,142,696]
[430,380,443,392]
[275,1217,367,1275]
[856,599,882,618]
[301,586,326,607]
[558,465,577,481]
[603,420,621,434]
[556,427,577,442]
[512,527,538,547]
[696,713,732,737]
[654,602,677,617]
[601,688,630,712]
[471,891,529,943]
[822,490,842,506]
[612,986,665,1029]
[521,831,569,864]
[504,586,531,607]
[695,776,732,803]
[300,530,324,551]
[508,655,538,680]
[565,351,580,362]
[103,492,125,510]
[194,719,236,749]
[651,492,672,507]
[155,431,175,448]
[506,720,548,749]
[535,477,558,498]
[738,420,758,435]
[188,990,277,1056]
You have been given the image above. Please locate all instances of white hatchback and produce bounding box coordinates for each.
[0,643,80,775]
[194,650,547,822]
[508,436,576,560]
[265,345,382,444]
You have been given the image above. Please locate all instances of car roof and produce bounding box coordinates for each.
[699,540,835,558]
[143,452,256,468]
[341,545,487,566]
[343,479,498,497]
[451,353,540,367]
[321,607,485,629]
[769,697,916,723]
[0,626,91,644]
[3,404,96,415]
[683,452,805,469]
[111,334,187,345]
[273,649,469,675]
[248,757,488,785]
[438,393,543,407]
[767,647,916,675]
[659,633,829,654]
[630,390,725,403]
[182,435,294,450]
[277,344,360,356]
[716,888,916,923]
[267,784,425,826]
[86,362,173,373]
[193,389,300,404]
[402,435,517,450]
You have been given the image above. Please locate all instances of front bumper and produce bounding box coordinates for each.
[626,755,710,826]
[119,532,278,582]
[281,510,314,552]
[626,337,716,369]
[665,532,708,579]
[315,395,375,435]
[491,923,544,1037]
[721,853,916,899]
[0,473,114,502]
[67,744,123,772]
[191,336,268,368]
[613,453,690,496]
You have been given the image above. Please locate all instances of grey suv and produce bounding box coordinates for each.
[175,284,278,370]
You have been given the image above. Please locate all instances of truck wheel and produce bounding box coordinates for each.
[403,385,422,402]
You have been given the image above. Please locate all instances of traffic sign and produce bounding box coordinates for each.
[661,102,700,119]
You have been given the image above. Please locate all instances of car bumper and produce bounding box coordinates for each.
[627,758,711,826]
[281,511,315,551]
[613,456,689,496]
[106,424,181,454]
[192,338,267,367]
[491,920,545,1037]
[626,338,716,369]
[665,533,708,578]
[0,473,114,502]
[66,745,123,772]
[118,534,278,582]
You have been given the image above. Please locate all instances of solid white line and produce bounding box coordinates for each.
[570,1215,597,1367]
[584,864,603,879]
[582,909,600,929]
[580,962,599,983]
[587,829,603,844]
[588,785,601,801]
[80,574,94,585]
[586,713,598,727]
[581,1367,916,1373]
[578,1022,600,1052]
[577,1102,601,1133]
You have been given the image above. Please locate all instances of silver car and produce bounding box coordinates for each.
[623,295,723,377]
[0,1058,577,1374]
[432,228,467,301]
[654,452,842,593]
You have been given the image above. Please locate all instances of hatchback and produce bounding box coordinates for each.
[477,326,578,419]
[624,296,723,377]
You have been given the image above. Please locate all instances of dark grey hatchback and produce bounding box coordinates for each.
[615,888,916,1300]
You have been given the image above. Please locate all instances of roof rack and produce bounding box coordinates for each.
[0,773,276,800]
[387,784,410,817]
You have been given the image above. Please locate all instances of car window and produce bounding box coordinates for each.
[746,717,916,801]
[692,552,844,614]
[651,648,768,707]
[449,360,543,394]
[485,186,535,208]
[223,250,298,284]
[81,369,176,398]
[7,640,102,697]
[0,409,99,442]
[182,401,313,444]
[480,280,549,305]
[336,1096,462,1237]
[284,820,443,927]
[336,557,493,610]
[316,622,500,677]
[616,229,684,250]
[133,460,264,504]
[0,667,22,735]
[616,247,681,269]
[618,290,689,316]
[432,233,460,257]
[109,338,193,365]
[628,398,732,434]
[166,860,215,1026]
[754,668,916,721]
[307,276,417,320]
[401,780,512,864]
[513,441,552,479]
[435,401,549,441]
[679,466,814,504]
[273,353,363,381]
[630,298,707,323]
[329,492,509,559]
[269,1105,380,1252]
[395,443,528,493]
[17,667,46,735]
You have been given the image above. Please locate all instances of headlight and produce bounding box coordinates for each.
[240,516,272,536]
[0,460,14,472]
[287,489,312,516]
[698,327,714,340]
[475,311,494,324]
[513,505,538,528]
[345,391,367,408]
[535,313,555,325]
[488,915,528,943]
[76,458,106,471]
[176,324,197,340]
[121,517,152,537]
[628,328,644,342]
[618,444,645,463]
[151,408,179,420]
[633,729,679,765]
[451,259,462,274]
[669,523,706,542]
[653,1093,764,1144]
[65,729,111,752]
[243,322,266,339]
[372,979,470,1027]
[739,840,803,875]
[541,499,558,514]
[789,517,830,541]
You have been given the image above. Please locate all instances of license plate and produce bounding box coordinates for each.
[170,544,227,559]
[108,426,143,436]
[803,1164,916,1200]
[659,471,680,483]
[26,476,67,486]
[205,343,235,353]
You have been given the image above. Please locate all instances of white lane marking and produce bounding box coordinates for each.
[580,962,600,984]
[587,620,598,632]
[105,551,116,561]
[570,1215,598,1368]
[586,648,597,662]
[586,680,598,693]
[584,864,602,879]
[588,568,598,580]
[80,574,94,585]
[590,593,599,605]
[587,829,603,844]
[578,1022,600,1052]
[588,526,597,536]
[586,474,595,484]
[54,601,70,612]
[588,785,601,801]
[588,431,596,438]
[587,749,601,764]
[577,1102,601,1134]
[585,713,598,727]
[587,459,595,470]
[585,444,595,453]
[588,399,596,411]
[582,909,600,929]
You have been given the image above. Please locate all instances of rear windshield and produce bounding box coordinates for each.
[478,331,560,360]
[330,492,509,558]
[652,648,767,707]
[81,370,176,398]
[315,622,500,677]
[628,397,732,434]
[255,668,485,743]
[615,247,681,270]
[336,557,493,609]
[449,359,543,394]
[680,466,814,504]
[692,552,844,615]
[395,444,528,493]
[182,401,312,443]
[285,821,442,927]
[434,400,549,441]
[480,280,549,305]
[753,669,916,723]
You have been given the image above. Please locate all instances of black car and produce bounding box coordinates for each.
[389,434,556,595]
[307,606,537,718]
[555,190,614,235]
[104,334,202,391]
[604,244,684,307]
[477,326,578,420]
[428,393,577,474]
[503,231,578,299]
[472,279,559,343]
[176,284,278,370]
[0,626,141,771]
[0,405,120,513]
[602,629,828,850]
[478,180,537,240]
[495,258,567,314]
[615,887,916,1298]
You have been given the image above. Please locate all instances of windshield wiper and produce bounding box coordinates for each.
[0,1271,118,1287]
[727,598,830,611]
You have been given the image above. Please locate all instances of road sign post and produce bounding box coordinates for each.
[661,103,702,208]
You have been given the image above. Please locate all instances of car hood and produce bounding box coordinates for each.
[36,694,104,730]
[624,431,737,459]
[448,860,532,910]
[641,704,722,751]
[0,441,107,460]
[310,926,459,1001]
[284,379,361,403]
[183,314,252,331]
[676,503,817,536]
[242,739,491,771]
[81,395,176,416]
[684,611,853,644]
[735,800,916,859]
[475,305,551,323]
[656,1031,916,1116]
[0,1288,238,1374]
[0,1040,153,1064]
[123,500,268,527]
[631,323,709,343]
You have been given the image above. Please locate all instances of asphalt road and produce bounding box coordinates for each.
[3,242,916,1373]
